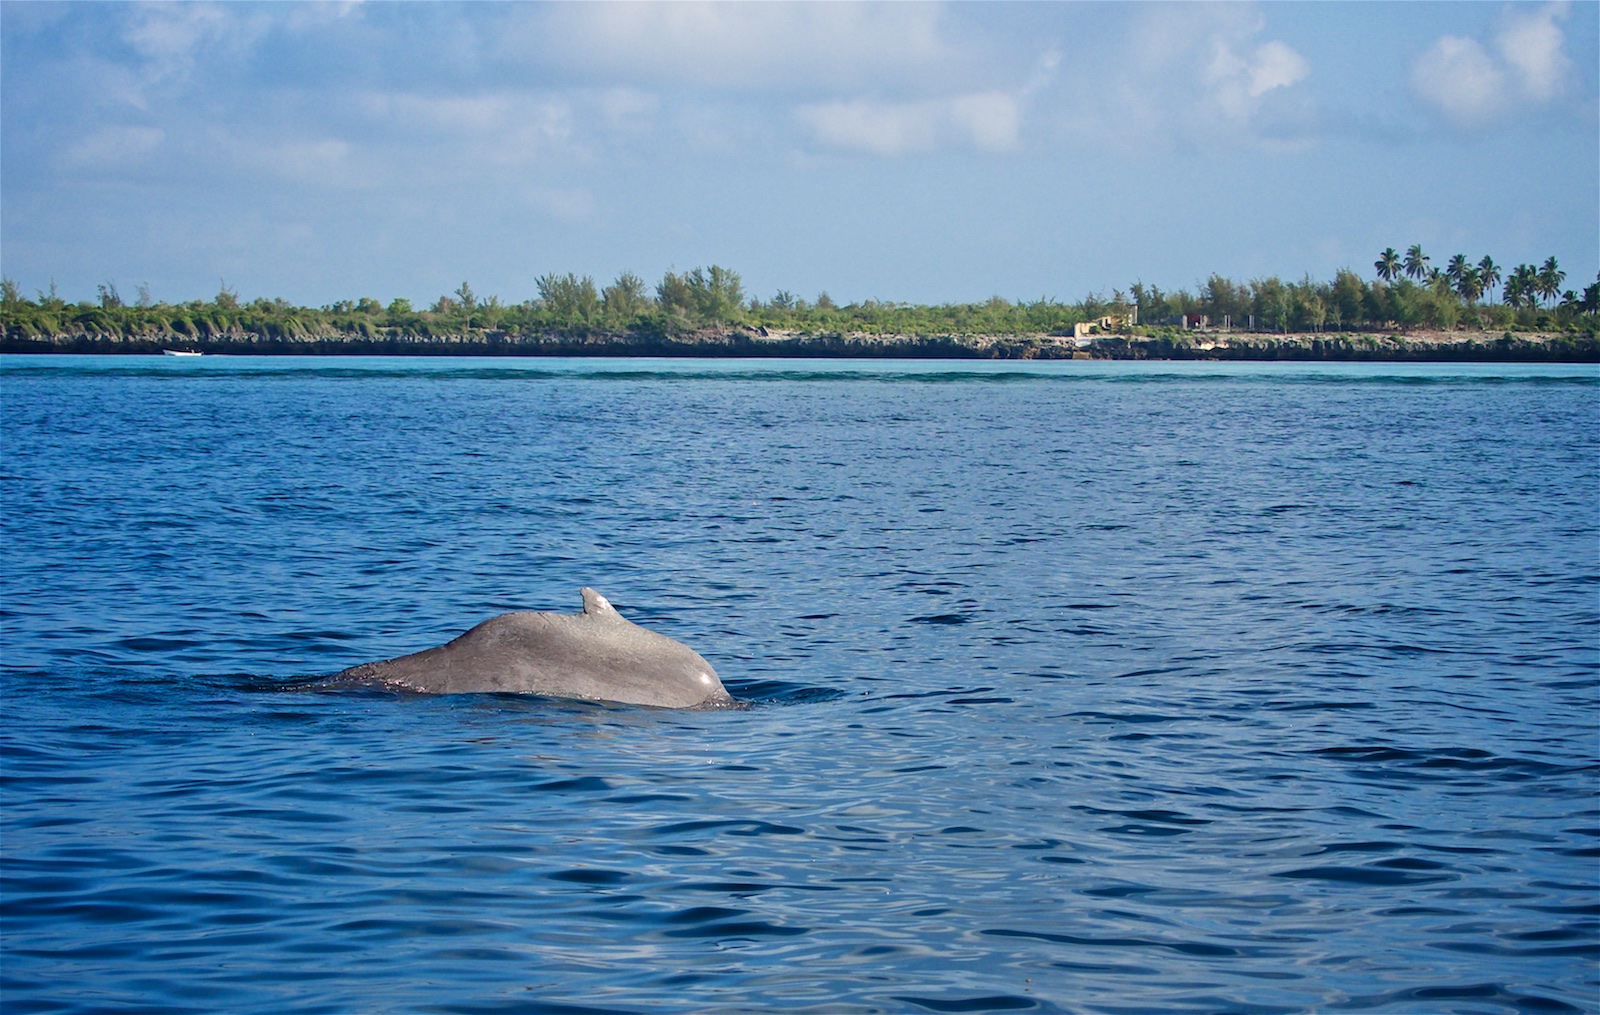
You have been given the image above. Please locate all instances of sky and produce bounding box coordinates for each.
[1,1,1596,309]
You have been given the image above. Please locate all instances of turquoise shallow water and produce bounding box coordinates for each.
[2,356,1597,1014]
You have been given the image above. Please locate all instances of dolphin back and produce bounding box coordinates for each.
[327,588,733,708]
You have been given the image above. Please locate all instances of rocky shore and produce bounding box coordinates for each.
[3,323,1595,362]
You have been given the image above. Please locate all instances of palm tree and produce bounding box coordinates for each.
[1375,248,1400,283]
[1456,265,1483,306]
[1445,254,1469,292]
[1477,256,1500,304]
[1505,264,1537,309]
[1537,257,1565,307]
[1403,244,1430,281]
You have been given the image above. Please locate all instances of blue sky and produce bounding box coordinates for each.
[2,1,1596,308]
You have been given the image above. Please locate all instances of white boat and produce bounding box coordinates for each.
[162,350,203,357]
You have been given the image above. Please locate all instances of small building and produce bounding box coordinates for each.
[1072,313,1134,346]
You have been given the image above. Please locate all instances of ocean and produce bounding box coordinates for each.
[2,355,1596,1014]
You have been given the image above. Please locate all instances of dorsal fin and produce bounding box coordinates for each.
[580,587,620,619]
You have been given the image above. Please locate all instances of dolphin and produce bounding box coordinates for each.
[325,588,735,708]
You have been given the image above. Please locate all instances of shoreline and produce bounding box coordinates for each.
[3,324,1596,363]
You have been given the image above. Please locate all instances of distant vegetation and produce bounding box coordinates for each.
[3,249,1597,347]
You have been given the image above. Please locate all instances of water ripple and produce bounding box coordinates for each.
[2,357,1596,1014]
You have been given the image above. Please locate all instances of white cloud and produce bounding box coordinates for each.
[65,125,165,167]
[102,3,273,112]
[271,138,356,186]
[524,2,957,94]
[1080,5,1315,155]
[519,185,597,224]
[1206,37,1310,122]
[951,92,1022,152]
[1411,2,1573,126]
[515,2,1053,159]
[1411,36,1509,124]
[281,2,367,33]
[123,3,230,68]
[796,99,941,157]
[796,91,1021,156]
[1495,1,1572,101]
[1248,40,1312,98]
[210,131,359,188]
[791,43,1055,157]
[364,92,566,138]
[595,88,660,132]
[121,2,262,88]
[350,89,581,171]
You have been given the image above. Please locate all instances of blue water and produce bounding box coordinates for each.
[2,355,1596,1014]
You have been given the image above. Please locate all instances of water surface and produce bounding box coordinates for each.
[3,356,1597,1013]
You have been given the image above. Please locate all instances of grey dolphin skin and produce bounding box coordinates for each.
[327,588,735,708]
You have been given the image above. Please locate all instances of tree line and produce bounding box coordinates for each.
[3,254,1597,345]
[1373,245,1571,310]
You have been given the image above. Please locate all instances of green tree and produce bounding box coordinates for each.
[1537,256,1565,307]
[684,265,744,323]
[1505,264,1536,309]
[1330,269,1368,329]
[656,270,694,318]
[1427,285,1461,330]
[1130,280,1172,324]
[1250,276,1292,332]
[1477,256,1500,304]
[1202,274,1248,325]
[1299,276,1327,332]
[1385,279,1424,330]
[35,279,65,311]
[1444,254,1468,293]
[601,271,649,324]
[1403,244,1430,281]
[1375,247,1400,283]
[537,272,599,326]
[467,294,502,329]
